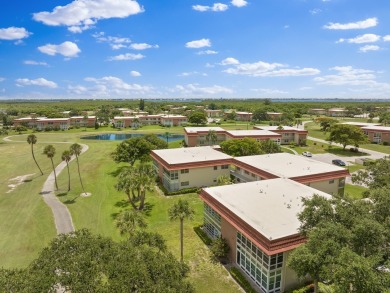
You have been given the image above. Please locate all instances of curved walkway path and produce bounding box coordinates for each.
[3,135,88,234]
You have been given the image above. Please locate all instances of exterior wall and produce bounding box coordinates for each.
[364,130,390,144]
[162,165,230,192]
[221,218,237,263]
[282,250,302,292]
[178,165,230,189]
[185,135,198,147]
[36,120,70,130]
[306,178,345,196]
[231,167,262,183]
[70,116,96,127]
[197,133,226,146]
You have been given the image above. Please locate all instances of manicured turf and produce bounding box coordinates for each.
[0,133,73,268]
[344,184,368,200]
[1,131,241,292]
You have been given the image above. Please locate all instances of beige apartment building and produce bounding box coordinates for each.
[184,127,284,147]
[200,178,332,293]
[361,125,390,144]
[150,146,233,192]
[184,127,226,147]
[232,153,349,196]
[225,130,281,144]
[254,126,308,145]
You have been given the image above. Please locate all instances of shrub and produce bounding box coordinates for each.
[193,225,212,245]
[156,182,199,196]
[383,141,389,146]
[211,237,230,259]
[229,267,257,293]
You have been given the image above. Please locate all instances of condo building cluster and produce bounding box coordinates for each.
[151,146,350,292]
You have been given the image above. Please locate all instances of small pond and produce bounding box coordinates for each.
[81,133,184,142]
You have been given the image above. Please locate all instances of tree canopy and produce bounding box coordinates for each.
[288,193,390,293]
[328,124,369,150]
[111,134,167,166]
[0,229,194,292]
[220,137,263,156]
[352,157,390,190]
[188,112,207,125]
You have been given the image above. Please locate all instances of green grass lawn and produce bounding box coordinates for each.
[0,133,75,268]
[0,132,241,292]
[344,184,368,200]
[305,121,390,155]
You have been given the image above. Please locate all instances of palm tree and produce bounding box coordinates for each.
[70,143,87,195]
[137,163,155,210]
[116,209,147,237]
[61,150,72,191]
[27,134,43,175]
[206,129,217,146]
[164,131,170,145]
[168,199,195,262]
[43,145,58,190]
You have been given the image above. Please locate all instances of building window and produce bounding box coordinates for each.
[329,180,334,184]
[237,232,283,293]
[244,170,250,175]
[221,165,229,169]
[181,169,189,174]
[170,170,178,180]
[214,166,218,170]
[181,181,189,187]
[236,167,241,171]
[204,204,221,239]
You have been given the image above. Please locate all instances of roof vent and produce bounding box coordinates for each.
[287,204,291,209]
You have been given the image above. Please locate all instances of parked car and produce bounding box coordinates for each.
[302,151,312,157]
[332,159,346,166]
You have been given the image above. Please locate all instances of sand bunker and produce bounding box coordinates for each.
[7,174,35,193]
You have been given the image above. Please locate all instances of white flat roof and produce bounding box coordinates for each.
[361,125,390,131]
[235,153,345,177]
[204,178,331,240]
[254,125,305,132]
[226,130,280,137]
[185,127,225,133]
[152,146,232,165]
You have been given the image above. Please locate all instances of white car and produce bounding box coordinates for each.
[302,151,312,157]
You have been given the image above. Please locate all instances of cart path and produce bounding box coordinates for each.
[3,135,88,234]
[40,143,88,234]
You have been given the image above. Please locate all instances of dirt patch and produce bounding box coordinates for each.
[7,174,35,193]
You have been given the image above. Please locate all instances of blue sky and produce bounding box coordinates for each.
[0,0,389,100]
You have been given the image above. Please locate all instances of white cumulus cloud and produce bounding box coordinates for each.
[359,45,380,52]
[323,17,377,30]
[38,41,81,58]
[178,71,207,77]
[130,71,141,77]
[24,60,49,66]
[185,38,211,48]
[231,0,248,7]
[16,78,57,88]
[33,0,144,33]
[197,50,218,55]
[0,27,31,40]
[220,57,240,65]
[337,34,381,44]
[77,76,151,96]
[383,35,390,42]
[130,43,159,50]
[314,66,378,86]
[192,3,228,12]
[173,84,232,95]
[107,53,145,61]
[221,58,320,77]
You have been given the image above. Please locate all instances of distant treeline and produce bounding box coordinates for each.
[1,99,390,118]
